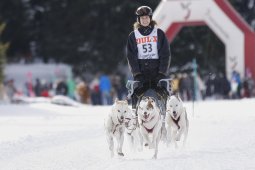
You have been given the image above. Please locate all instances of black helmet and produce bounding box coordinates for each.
[135,6,153,17]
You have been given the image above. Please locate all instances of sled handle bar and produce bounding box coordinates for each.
[158,78,172,96]
[126,79,172,99]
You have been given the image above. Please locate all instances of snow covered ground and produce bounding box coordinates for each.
[0,98,255,170]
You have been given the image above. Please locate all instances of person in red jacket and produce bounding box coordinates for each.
[126,6,171,112]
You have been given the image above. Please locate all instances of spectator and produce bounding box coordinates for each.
[99,74,112,105]
[205,74,215,99]
[196,73,206,100]
[41,86,50,97]
[221,74,231,99]
[56,79,68,96]
[111,74,122,100]
[230,78,239,99]
[179,73,193,101]
[5,79,17,103]
[76,81,90,104]
[89,75,101,105]
[171,74,180,95]
[67,77,76,99]
[34,78,42,97]
[231,71,242,98]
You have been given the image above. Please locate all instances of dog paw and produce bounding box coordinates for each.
[118,152,124,156]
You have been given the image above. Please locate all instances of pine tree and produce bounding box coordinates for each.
[0,22,9,100]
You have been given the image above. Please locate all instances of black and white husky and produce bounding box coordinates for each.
[137,96,162,159]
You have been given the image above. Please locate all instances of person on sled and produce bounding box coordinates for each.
[125,5,171,116]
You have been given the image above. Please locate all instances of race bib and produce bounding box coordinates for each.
[134,27,158,59]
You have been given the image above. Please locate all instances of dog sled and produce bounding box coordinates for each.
[126,79,172,158]
[126,78,172,116]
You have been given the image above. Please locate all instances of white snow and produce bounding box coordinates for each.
[0,98,255,170]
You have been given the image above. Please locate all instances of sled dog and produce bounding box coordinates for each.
[124,110,143,152]
[166,94,189,148]
[104,99,130,157]
[137,96,162,159]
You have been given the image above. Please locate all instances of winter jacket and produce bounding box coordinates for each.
[126,25,171,82]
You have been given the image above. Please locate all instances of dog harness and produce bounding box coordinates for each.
[141,115,159,133]
[111,117,124,134]
[171,116,180,129]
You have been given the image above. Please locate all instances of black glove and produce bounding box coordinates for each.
[134,73,144,82]
[156,73,166,82]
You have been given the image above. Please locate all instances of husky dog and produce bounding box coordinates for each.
[104,99,130,157]
[137,96,162,159]
[124,110,143,152]
[166,94,189,148]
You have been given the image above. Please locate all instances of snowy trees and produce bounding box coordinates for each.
[0,23,8,100]
[0,0,254,73]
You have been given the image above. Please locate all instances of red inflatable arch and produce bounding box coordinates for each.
[153,0,255,79]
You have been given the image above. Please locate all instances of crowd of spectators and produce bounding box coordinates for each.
[1,70,255,105]
[171,70,255,101]
[2,73,128,105]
